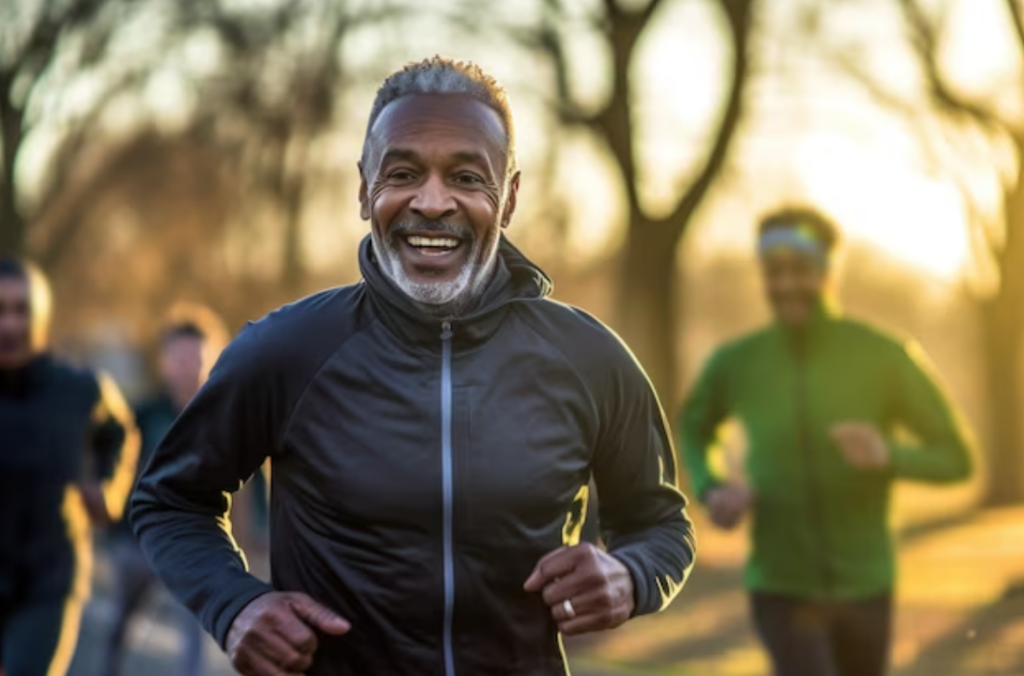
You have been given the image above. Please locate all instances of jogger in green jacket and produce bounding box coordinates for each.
[679,208,974,676]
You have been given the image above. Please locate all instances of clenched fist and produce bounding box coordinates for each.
[523,543,635,636]
[705,483,753,530]
[227,592,350,675]
[831,422,890,470]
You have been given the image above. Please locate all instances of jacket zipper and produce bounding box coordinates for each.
[440,320,456,676]
[795,342,833,597]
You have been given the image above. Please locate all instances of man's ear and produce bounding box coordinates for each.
[358,161,370,221]
[501,171,521,229]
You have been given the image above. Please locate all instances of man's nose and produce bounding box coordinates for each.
[409,174,457,221]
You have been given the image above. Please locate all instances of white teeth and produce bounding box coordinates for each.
[406,236,460,248]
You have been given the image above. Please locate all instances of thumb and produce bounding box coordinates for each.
[290,595,351,636]
[524,546,573,592]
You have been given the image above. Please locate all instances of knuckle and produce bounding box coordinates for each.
[284,653,312,672]
[300,632,319,653]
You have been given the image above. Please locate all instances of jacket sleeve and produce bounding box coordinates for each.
[677,347,731,502]
[592,343,696,618]
[130,324,287,648]
[887,341,975,483]
[90,371,140,522]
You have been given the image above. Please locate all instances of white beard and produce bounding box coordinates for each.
[371,227,500,316]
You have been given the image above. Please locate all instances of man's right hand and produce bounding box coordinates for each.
[227,592,350,675]
[705,484,754,530]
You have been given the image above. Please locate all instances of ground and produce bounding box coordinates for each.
[69,507,1024,676]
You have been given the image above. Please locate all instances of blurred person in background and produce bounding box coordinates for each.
[101,304,227,676]
[0,257,138,676]
[679,209,975,676]
[131,56,694,676]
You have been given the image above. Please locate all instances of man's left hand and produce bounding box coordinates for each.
[831,422,890,470]
[523,543,635,636]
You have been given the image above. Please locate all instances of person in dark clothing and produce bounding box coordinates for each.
[679,209,975,676]
[131,56,695,676]
[102,305,226,676]
[0,257,138,676]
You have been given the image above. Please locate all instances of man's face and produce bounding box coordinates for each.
[760,249,827,328]
[0,276,33,370]
[359,94,519,313]
[159,335,208,402]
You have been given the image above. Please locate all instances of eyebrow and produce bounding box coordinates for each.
[379,148,420,165]
[378,148,493,172]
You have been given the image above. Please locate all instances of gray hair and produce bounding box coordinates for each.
[362,56,517,176]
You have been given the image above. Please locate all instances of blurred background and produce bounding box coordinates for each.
[2,0,1023,673]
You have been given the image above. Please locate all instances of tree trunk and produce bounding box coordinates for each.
[0,91,26,256]
[617,217,681,407]
[982,143,1024,504]
[281,175,305,296]
[980,295,1024,505]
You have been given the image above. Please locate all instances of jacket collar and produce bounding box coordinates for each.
[0,353,53,397]
[359,234,553,350]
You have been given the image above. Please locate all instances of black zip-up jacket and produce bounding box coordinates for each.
[131,237,695,676]
[1,355,138,599]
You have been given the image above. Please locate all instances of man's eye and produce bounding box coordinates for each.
[389,170,416,181]
[455,173,484,185]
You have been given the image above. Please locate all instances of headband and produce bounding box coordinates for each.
[758,224,829,266]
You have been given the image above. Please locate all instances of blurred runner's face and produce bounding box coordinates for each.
[0,277,33,370]
[760,249,826,327]
[159,335,207,403]
[360,94,518,313]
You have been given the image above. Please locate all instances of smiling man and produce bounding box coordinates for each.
[131,57,694,676]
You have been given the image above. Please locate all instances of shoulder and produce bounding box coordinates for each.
[44,357,103,401]
[703,326,775,372]
[220,284,368,380]
[515,300,636,371]
[513,300,659,409]
[833,316,908,355]
[133,395,169,422]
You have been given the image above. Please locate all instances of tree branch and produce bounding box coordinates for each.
[1004,0,1024,55]
[665,0,753,233]
[897,0,1002,128]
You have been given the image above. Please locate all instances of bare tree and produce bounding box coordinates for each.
[451,0,755,405]
[836,0,1024,503]
[166,0,404,295]
[0,0,149,255]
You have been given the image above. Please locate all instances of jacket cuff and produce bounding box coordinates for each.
[209,576,276,649]
[610,549,657,617]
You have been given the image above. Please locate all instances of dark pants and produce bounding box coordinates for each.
[751,592,893,676]
[0,594,83,676]
[0,539,87,676]
[102,539,204,676]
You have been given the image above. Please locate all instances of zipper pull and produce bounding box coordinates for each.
[440,320,453,341]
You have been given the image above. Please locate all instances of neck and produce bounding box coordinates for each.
[168,385,198,410]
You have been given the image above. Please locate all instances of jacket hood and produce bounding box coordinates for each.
[358,234,552,349]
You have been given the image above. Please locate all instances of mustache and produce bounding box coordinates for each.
[387,220,474,243]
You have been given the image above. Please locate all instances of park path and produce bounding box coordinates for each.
[568,506,1024,676]
[68,506,1024,676]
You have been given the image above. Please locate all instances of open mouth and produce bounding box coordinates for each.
[404,234,463,257]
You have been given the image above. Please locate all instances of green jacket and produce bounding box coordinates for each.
[679,306,974,600]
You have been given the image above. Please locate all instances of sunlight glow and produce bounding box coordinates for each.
[797,133,970,279]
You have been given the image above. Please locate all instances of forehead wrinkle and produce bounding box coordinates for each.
[364,94,510,175]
